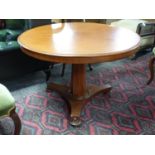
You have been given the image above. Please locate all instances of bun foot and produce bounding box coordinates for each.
[70,116,81,126]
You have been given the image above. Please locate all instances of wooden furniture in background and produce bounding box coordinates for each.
[147,47,155,84]
[18,22,140,126]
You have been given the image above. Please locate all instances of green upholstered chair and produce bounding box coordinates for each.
[0,19,26,52]
[147,48,155,84]
[0,19,51,81]
[0,84,21,134]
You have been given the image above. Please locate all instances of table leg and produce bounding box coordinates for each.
[47,64,112,126]
[70,64,86,125]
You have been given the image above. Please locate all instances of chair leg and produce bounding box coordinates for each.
[61,64,66,77]
[147,56,155,85]
[50,63,54,69]
[44,64,53,82]
[88,64,93,71]
[10,108,21,135]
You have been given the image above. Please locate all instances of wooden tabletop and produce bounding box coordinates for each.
[18,22,140,64]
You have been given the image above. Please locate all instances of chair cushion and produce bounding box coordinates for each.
[0,84,15,117]
[6,29,22,41]
[0,30,7,41]
[141,36,155,47]
[0,41,19,52]
[0,20,24,51]
[0,29,22,41]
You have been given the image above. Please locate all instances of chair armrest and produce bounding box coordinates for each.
[136,22,155,37]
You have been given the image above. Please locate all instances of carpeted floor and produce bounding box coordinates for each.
[1,52,155,135]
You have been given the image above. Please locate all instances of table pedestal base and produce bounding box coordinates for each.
[47,82,111,126]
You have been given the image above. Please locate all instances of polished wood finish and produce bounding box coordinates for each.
[47,81,111,126]
[18,23,140,64]
[10,108,21,135]
[147,56,155,84]
[18,23,140,126]
[71,64,86,97]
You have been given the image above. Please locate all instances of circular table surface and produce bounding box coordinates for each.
[18,22,140,64]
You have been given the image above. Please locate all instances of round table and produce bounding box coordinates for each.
[18,22,140,126]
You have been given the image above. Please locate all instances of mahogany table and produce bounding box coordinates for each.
[18,22,140,126]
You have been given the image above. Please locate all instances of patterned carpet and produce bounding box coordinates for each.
[1,52,155,135]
